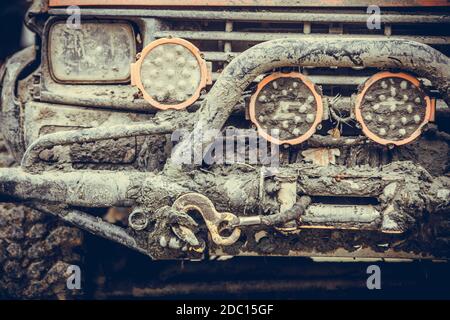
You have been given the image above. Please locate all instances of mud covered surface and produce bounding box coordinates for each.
[213,214,450,260]
[253,75,319,140]
[359,76,428,141]
[0,203,83,299]
[83,233,450,299]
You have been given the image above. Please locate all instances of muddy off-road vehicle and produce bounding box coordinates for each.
[1,0,450,298]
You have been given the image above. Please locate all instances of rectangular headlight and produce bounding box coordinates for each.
[48,21,136,83]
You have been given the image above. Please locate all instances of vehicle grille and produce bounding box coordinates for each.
[146,7,450,94]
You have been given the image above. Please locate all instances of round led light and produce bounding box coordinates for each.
[355,72,432,146]
[131,38,208,110]
[249,72,323,145]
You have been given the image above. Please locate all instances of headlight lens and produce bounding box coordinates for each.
[355,72,432,146]
[49,21,136,83]
[249,72,323,145]
[131,38,208,110]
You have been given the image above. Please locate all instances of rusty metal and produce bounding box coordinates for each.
[172,193,241,246]
[48,0,450,8]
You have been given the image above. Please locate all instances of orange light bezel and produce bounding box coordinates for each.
[131,38,209,110]
[354,71,432,146]
[249,72,323,145]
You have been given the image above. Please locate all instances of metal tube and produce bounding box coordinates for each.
[0,46,36,161]
[154,31,450,45]
[34,204,147,255]
[0,168,141,207]
[21,121,174,171]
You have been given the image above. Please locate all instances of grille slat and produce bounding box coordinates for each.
[49,8,450,25]
[155,30,450,45]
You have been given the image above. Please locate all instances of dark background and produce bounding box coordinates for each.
[0,0,31,63]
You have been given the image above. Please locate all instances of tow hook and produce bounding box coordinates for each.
[172,193,311,246]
